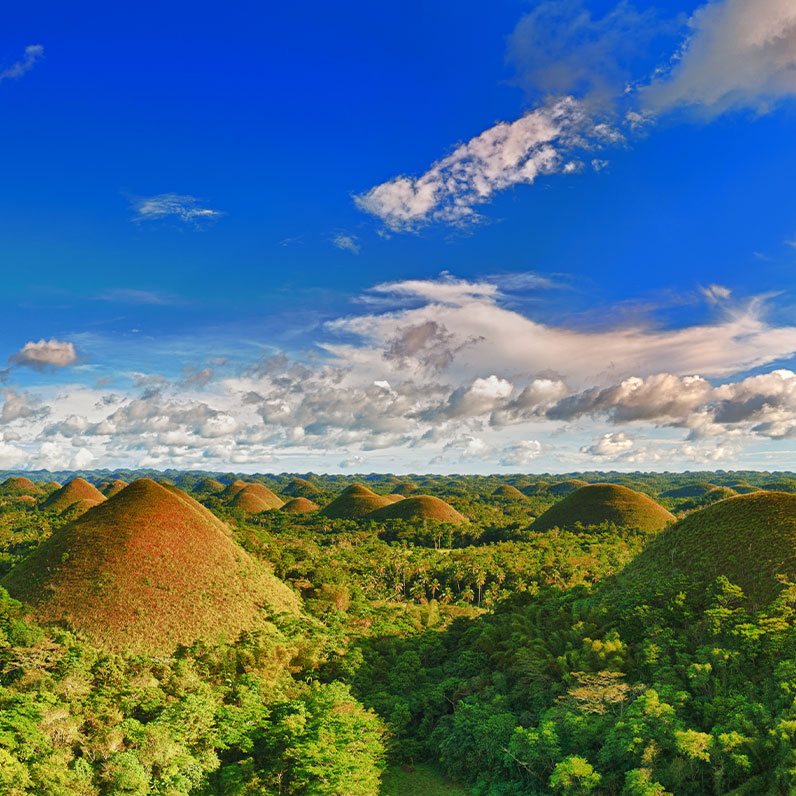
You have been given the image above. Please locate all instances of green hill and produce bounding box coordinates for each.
[548,479,589,496]
[661,482,717,499]
[99,479,128,498]
[3,479,299,653]
[368,495,467,524]
[0,477,43,498]
[616,491,796,607]
[531,484,674,532]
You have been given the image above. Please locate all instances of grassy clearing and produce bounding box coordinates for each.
[380,763,469,795]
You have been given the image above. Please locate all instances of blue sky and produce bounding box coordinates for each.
[2,0,796,473]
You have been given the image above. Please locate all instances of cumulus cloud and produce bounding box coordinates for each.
[642,0,796,116]
[9,339,78,370]
[1,390,50,424]
[581,431,635,457]
[426,375,513,421]
[339,454,365,469]
[331,234,360,254]
[500,440,543,466]
[132,194,223,224]
[355,97,619,230]
[0,44,44,83]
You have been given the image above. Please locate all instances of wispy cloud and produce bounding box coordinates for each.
[96,288,178,305]
[0,44,44,83]
[332,234,361,254]
[132,194,223,225]
[355,97,620,231]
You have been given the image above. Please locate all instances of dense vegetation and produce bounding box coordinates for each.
[0,469,795,793]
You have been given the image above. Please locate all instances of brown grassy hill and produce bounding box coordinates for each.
[41,478,106,514]
[3,479,299,653]
[531,484,674,532]
[281,497,320,514]
[283,478,322,498]
[0,477,43,498]
[43,481,62,493]
[221,480,283,509]
[321,483,394,519]
[385,494,405,503]
[548,479,589,496]
[368,495,467,524]
[100,479,128,498]
[615,492,796,608]
[394,482,419,496]
[230,487,272,514]
[492,484,528,500]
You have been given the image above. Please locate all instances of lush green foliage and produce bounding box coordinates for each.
[0,469,796,793]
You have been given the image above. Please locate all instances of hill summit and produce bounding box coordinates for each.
[3,479,299,653]
[531,484,674,532]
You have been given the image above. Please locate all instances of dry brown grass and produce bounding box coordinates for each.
[3,478,299,653]
[40,478,106,514]
[281,497,320,513]
[368,495,467,524]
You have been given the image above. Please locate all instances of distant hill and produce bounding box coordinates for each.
[661,482,717,499]
[281,497,320,513]
[492,484,528,500]
[3,479,299,653]
[531,484,674,532]
[40,478,106,514]
[548,479,589,496]
[368,495,467,524]
[99,479,128,498]
[282,478,322,498]
[194,477,225,494]
[223,480,283,510]
[394,482,419,496]
[321,484,393,519]
[0,477,43,498]
[616,491,796,607]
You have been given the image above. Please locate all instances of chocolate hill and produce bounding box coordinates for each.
[547,479,589,496]
[230,485,279,514]
[40,478,106,514]
[282,478,322,498]
[615,492,796,607]
[222,480,284,509]
[492,484,528,500]
[531,484,674,532]
[368,495,467,524]
[194,477,225,494]
[3,479,299,653]
[281,497,320,513]
[99,479,128,498]
[0,477,43,498]
[321,483,393,519]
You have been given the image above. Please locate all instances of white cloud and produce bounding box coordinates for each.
[642,0,796,116]
[339,454,365,469]
[132,194,223,224]
[500,440,543,466]
[9,339,78,370]
[332,234,361,254]
[0,44,44,83]
[582,431,635,457]
[355,97,618,230]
